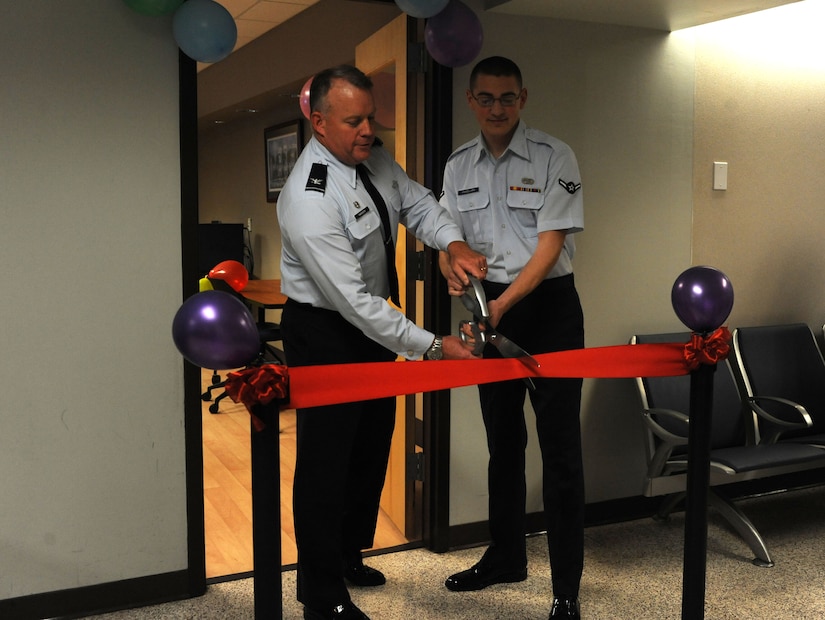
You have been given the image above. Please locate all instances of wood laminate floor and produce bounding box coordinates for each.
[201,370,408,579]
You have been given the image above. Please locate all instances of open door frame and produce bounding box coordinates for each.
[421,55,453,553]
[355,15,455,551]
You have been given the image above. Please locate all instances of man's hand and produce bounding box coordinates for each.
[438,250,466,296]
[447,241,488,289]
[441,334,481,360]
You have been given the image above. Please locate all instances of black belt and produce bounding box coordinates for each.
[483,273,575,297]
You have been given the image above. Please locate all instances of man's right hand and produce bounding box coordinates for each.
[441,334,481,360]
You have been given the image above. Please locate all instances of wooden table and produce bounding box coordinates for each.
[241,279,287,322]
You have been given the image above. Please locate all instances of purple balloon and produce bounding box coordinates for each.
[172,290,259,369]
[671,266,734,333]
[424,0,483,68]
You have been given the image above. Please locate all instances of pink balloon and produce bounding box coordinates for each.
[299,77,313,120]
[424,0,483,68]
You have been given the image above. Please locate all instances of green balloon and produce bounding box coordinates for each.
[123,0,185,16]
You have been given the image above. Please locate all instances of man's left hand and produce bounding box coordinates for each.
[447,241,488,288]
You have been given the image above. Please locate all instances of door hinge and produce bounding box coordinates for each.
[414,250,426,281]
[407,451,425,482]
[408,42,426,74]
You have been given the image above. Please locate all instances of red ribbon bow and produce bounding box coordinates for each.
[683,326,731,371]
[224,364,289,430]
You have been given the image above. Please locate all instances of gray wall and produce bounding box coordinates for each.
[1,3,187,599]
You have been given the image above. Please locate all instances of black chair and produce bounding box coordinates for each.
[632,331,825,566]
[201,278,285,414]
[731,323,825,448]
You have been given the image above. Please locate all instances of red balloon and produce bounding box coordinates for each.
[299,76,313,120]
[208,260,248,292]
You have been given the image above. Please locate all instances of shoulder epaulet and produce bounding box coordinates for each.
[305,163,327,194]
[446,136,479,162]
[524,127,556,146]
[524,127,570,153]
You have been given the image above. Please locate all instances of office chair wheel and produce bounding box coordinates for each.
[201,392,213,402]
[209,402,220,414]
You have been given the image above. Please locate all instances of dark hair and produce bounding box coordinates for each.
[309,65,374,114]
[469,56,523,91]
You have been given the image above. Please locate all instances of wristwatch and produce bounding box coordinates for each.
[426,336,443,360]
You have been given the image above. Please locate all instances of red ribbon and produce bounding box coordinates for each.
[223,337,730,427]
[224,365,289,430]
[682,326,731,371]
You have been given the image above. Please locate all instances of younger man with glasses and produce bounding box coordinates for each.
[438,56,586,620]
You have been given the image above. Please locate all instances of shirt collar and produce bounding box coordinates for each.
[308,136,380,188]
[472,120,529,163]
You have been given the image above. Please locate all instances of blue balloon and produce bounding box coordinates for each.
[424,0,483,68]
[671,266,734,334]
[395,0,449,19]
[173,0,237,64]
[172,290,260,369]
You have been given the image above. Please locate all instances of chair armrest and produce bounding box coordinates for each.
[643,408,689,477]
[746,396,813,444]
[642,408,689,446]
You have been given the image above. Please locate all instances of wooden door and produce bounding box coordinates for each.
[356,14,425,540]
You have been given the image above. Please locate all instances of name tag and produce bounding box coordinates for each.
[458,187,479,195]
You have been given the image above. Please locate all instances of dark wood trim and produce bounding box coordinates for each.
[422,56,453,554]
[179,48,208,598]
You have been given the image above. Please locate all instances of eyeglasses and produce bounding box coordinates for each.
[470,91,522,108]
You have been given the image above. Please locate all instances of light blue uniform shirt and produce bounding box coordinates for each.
[440,121,583,284]
[278,136,465,359]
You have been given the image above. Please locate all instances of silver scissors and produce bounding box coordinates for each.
[459,276,540,389]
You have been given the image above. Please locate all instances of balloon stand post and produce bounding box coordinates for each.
[671,265,734,620]
[250,402,283,619]
[681,362,716,620]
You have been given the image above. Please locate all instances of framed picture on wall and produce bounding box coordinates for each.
[265,120,303,202]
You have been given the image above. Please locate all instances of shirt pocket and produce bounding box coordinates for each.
[346,208,385,256]
[507,190,543,239]
[456,189,493,245]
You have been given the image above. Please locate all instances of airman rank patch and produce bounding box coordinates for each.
[559,179,582,194]
[306,163,327,194]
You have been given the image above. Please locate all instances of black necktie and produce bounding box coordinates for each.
[356,164,400,306]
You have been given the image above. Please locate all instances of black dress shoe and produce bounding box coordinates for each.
[344,561,386,587]
[303,601,370,619]
[444,561,527,592]
[549,597,580,619]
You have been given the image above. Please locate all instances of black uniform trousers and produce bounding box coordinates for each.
[281,299,397,611]
[478,274,585,599]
